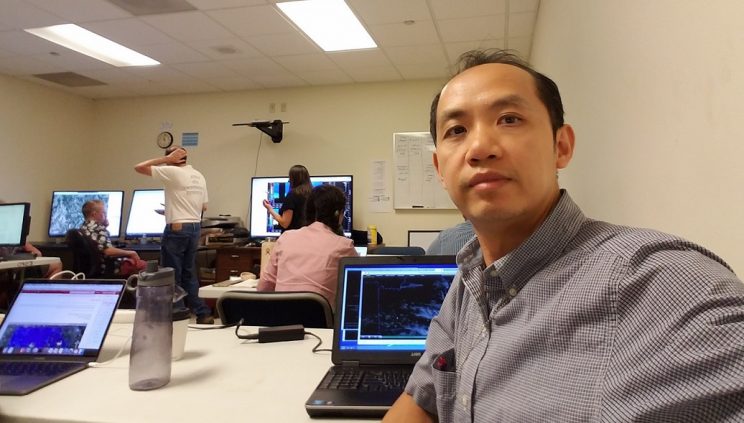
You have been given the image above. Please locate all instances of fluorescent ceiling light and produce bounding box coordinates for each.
[277,0,376,52]
[24,24,159,67]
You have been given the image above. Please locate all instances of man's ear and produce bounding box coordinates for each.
[433,152,446,190]
[554,124,575,170]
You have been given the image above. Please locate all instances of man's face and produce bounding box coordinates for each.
[93,204,109,227]
[433,63,573,230]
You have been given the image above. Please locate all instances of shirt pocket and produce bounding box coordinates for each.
[432,348,459,422]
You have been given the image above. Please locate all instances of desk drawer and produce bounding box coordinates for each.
[215,248,260,282]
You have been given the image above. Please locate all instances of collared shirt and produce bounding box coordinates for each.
[151,164,208,224]
[258,221,358,310]
[80,220,113,274]
[405,191,744,422]
[426,221,475,255]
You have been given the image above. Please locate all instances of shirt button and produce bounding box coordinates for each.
[490,269,498,277]
[460,395,469,407]
[508,287,518,297]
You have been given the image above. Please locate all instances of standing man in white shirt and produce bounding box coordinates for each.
[135,146,213,324]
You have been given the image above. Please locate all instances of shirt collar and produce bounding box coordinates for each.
[456,190,586,293]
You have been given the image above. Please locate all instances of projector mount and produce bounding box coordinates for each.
[233,120,288,143]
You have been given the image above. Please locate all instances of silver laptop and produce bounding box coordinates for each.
[0,279,125,395]
[305,255,457,418]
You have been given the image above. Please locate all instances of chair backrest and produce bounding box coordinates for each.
[65,229,117,278]
[217,291,334,328]
[369,246,426,256]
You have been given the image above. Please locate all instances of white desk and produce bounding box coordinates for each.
[199,279,258,299]
[0,323,375,423]
[0,256,60,271]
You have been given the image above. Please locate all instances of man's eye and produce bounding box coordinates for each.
[499,115,521,125]
[444,125,466,137]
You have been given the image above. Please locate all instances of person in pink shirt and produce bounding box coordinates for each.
[258,185,358,310]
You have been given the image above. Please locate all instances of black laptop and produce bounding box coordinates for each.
[305,255,458,418]
[0,279,125,395]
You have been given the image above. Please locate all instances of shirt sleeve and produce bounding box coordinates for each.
[257,241,279,291]
[604,243,744,421]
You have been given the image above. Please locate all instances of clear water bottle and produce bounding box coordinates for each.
[127,262,175,391]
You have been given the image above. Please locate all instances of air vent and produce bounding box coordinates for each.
[212,45,240,55]
[33,72,106,87]
[107,0,196,16]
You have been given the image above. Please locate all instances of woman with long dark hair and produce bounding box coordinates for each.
[258,185,357,310]
[262,164,312,233]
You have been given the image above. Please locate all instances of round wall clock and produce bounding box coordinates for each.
[157,131,174,149]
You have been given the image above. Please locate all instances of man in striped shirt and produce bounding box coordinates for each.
[383,49,744,422]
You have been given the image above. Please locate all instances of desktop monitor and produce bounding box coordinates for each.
[0,202,31,247]
[48,191,124,238]
[249,175,353,238]
[125,189,166,239]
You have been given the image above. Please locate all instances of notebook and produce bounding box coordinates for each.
[0,279,125,395]
[305,255,458,418]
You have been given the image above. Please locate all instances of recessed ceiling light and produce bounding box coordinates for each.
[25,24,159,67]
[276,0,376,52]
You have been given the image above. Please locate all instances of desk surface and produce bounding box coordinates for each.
[0,323,374,423]
[0,256,60,271]
[199,279,258,299]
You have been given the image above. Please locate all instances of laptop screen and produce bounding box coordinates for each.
[0,281,124,358]
[332,255,457,364]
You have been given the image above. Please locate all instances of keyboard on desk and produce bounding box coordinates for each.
[320,366,411,393]
[0,361,82,377]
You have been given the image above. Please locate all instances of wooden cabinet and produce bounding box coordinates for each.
[214,247,261,282]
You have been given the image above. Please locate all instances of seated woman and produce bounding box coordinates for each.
[258,185,357,310]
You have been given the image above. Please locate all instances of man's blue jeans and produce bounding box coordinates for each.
[161,222,210,318]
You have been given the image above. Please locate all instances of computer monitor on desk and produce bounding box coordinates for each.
[125,189,165,240]
[0,202,30,247]
[48,191,123,239]
[249,175,353,238]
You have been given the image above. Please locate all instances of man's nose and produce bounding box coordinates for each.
[465,123,501,164]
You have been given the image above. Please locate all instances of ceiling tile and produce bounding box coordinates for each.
[297,69,353,86]
[0,30,66,55]
[0,54,63,75]
[124,65,191,82]
[509,0,540,13]
[327,49,393,69]
[273,53,339,73]
[171,61,241,79]
[396,63,449,80]
[384,44,448,66]
[369,20,439,47]
[83,18,176,47]
[437,15,507,43]
[508,11,536,38]
[187,0,268,10]
[505,36,532,59]
[141,11,235,42]
[221,57,285,75]
[247,32,319,56]
[0,0,65,30]
[208,76,263,91]
[348,0,431,25]
[31,50,113,71]
[189,38,263,60]
[429,0,506,20]
[252,71,307,88]
[28,0,131,22]
[136,42,210,64]
[208,5,295,37]
[345,65,402,82]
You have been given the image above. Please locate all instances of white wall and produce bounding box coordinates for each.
[532,0,744,273]
[0,74,93,238]
[4,76,464,245]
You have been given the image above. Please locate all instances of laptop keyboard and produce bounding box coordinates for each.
[0,361,80,377]
[320,367,412,392]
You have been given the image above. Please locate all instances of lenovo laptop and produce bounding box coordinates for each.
[305,255,458,418]
[0,279,125,395]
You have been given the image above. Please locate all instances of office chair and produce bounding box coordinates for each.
[217,291,334,328]
[368,246,426,256]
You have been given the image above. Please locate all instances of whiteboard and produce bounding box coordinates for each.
[393,132,456,209]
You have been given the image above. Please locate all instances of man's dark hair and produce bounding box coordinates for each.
[306,185,346,235]
[165,145,187,163]
[288,164,312,197]
[429,49,565,143]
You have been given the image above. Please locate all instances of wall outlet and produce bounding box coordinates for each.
[280,102,287,112]
[269,103,276,113]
